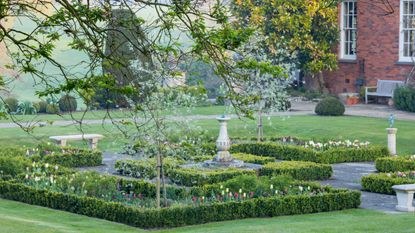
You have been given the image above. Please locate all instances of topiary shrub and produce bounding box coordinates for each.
[315,97,345,116]
[38,101,48,113]
[58,95,77,112]
[394,86,415,112]
[46,104,59,114]
[4,97,19,113]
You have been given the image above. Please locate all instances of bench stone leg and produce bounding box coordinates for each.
[88,138,99,150]
[395,190,415,212]
[58,140,67,147]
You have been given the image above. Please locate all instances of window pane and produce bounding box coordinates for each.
[342,1,357,57]
[406,44,409,57]
[404,2,408,15]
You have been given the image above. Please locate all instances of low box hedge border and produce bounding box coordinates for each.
[231,142,389,164]
[260,161,333,181]
[0,145,103,168]
[375,157,415,172]
[168,168,257,186]
[361,173,415,195]
[38,149,103,167]
[189,153,275,165]
[0,180,360,229]
[0,147,26,157]
[232,153,275,165]
[115,158,184,179]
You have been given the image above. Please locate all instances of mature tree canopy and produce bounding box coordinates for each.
[232,0,339,76]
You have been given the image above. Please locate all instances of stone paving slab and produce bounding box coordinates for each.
[319,162,405,213]
[77,152,140,174]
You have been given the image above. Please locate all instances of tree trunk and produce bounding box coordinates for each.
[317,72,329,94]
[161,152,167,207]
[156,146,161,209]
[257,110,263,142]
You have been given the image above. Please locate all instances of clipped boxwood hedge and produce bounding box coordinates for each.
[361,173,414,195]
[39,149,103,167]
[0,156,31,178]
[115,157,184,179]
[260,161,332,180]
[232,153,275,165]
[231,142,389,164]
[0,180,360,229]
[0,147,26,157]
[375,157,415,172]
[168,168,256,186]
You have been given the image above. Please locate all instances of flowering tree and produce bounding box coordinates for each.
[233,33,291,141]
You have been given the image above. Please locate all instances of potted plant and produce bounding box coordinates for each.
[346,94,359,106]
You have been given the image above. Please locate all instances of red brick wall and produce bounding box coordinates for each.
[309,0,412,94]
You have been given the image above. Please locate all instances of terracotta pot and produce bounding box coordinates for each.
[346,97,359,106]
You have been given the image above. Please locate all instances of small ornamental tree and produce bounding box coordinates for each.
[233,33,291,141]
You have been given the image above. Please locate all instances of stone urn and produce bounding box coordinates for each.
[213,116,233,162]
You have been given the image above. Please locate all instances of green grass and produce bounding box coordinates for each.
[1,198,415,233]
[0,105,229,123]
[1,115,414,154]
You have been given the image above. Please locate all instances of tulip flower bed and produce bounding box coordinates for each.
[361,172,415,195]
[0,164,361,229]
[231,142,388,164]
[375,156,415,172]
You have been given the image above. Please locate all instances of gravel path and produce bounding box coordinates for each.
[3,101,415,129]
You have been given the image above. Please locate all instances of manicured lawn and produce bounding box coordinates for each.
[202,115,415,155]
[1,115,414,154]
[0,105,229,123]
[1,198,414,233]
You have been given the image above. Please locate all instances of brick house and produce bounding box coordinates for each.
[306,0,415,94]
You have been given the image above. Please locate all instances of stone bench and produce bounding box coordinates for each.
[49,134,104,150]
[392,184,415,212]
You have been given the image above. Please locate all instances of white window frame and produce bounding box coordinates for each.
[340,0,357,60]
[399,0,415,62]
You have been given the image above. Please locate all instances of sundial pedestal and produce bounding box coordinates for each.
[386,128,397,156]
[213,116,233,162]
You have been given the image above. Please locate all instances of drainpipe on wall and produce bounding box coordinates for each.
[355,59,366,94]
